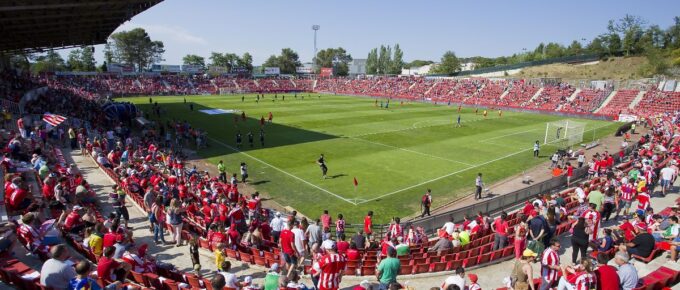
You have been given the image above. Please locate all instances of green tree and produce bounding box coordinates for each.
[432,51,461,75]
[587,36,607,55]
[262,55,279,69]
[389,44,404,74]
[377,45,392,74]
[544,42,565,58]
[182,54,205,68]
[566,40,583,56]
[105,28,164,71]
[66,46,96,71]
[405,60,433,69]
[31,51,66,73]
[315,48,352,76]
[667,16,680,49]
[639,45,668,76]
[278,48,301,74]
[605,33,622,55]
[366,48,378,74]
[238,52,253,72]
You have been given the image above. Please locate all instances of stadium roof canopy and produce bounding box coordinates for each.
[0,0,163,53]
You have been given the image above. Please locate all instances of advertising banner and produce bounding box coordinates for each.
[182,65,204,73]
[319,67,333,77]
[151,64,181,73]
[296,67,312,74]
[617,114,638,122]
[264,67,280,75]
[107,63,134,73]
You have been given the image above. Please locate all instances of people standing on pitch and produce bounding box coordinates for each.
[259,129,265,147]
[533,141,540,157]
[268,112,273,124]
[483,110,488,118]
[475,108,479,115]
[456,114,462,127]
[149,97,153,104]
[475,173,484,200]
[241,96,244,102]
[241,111,247,121]
[183,97,186,104]
[247,132,254,148]
[236,131,242,149]
[282,95,285,101]
[260,116,265,127]
[380,101,384,108]
[218,160,227,183]
[498,109,503,117]
[458,104,462,113]
[317,154,328,179]
[421,189,432,217]
[240,162,248,183]
[375,99,378,107]
[189,103,194,111]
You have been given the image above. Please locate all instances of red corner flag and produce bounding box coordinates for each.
[353,177,358,187]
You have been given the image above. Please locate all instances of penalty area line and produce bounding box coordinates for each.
[208,137,357,205]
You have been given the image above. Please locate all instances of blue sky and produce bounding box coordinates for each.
[78,0,680,65]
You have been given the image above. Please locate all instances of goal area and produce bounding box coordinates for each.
[544,120,585,148]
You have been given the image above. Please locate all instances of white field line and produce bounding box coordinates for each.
[479,128,539,143]
[207,137,357,205]
[355,122,615,204]
[350,116,501,138]
[349,136,474,166]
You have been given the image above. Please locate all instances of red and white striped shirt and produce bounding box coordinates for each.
[636,192,650,211]
[541,248,560,283]
[317,253,347,290]
[572,272,596,290]
[620,184,635,201]
[468,282,482,290]
[582,210,601,240]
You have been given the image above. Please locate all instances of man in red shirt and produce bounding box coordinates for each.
[491,211,509,250]
[97,246,130,282]
[363,211,373,238]
[279,223,297,276]
[8,183,30,211]
[594,253,619,290]
[566,162,574,186]
[63,206,85,233]
[318,240,347,290]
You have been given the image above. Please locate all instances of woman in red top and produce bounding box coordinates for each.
[346,241,360,261]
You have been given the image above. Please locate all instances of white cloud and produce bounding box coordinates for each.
[114,23,208,45]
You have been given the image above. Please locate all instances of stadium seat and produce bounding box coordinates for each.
[431,262,448,272]
[657,266,680,284]
[477,252,491,265]
[399,265,414,275]
[414,263,430,274]
[361,266,376,276]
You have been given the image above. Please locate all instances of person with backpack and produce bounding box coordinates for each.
[421,189,432,218]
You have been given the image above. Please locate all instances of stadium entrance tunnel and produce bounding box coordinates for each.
[134,102,338,159]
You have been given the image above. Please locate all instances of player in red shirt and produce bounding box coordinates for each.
[318,240,347,290]
[279,223,297,276]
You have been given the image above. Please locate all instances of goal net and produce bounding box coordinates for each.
[219,88,247,95]
[544,120,585,148]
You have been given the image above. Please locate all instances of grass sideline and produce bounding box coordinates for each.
[120,93,619,223]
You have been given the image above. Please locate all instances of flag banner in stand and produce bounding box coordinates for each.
[43,113,67,126]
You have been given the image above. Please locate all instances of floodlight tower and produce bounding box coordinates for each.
[312,25,320,68]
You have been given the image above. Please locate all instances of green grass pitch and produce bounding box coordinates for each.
[120,94,619,224]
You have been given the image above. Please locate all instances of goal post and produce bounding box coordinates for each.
[544,120,585,148]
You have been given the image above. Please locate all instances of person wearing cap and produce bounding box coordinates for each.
[442,266,466,290]
[264,263,281,290]
[242,276,258,290]
[512,249,537,290]
[318,240,347,290]
[376,247,400,289]
[467,274,481,290]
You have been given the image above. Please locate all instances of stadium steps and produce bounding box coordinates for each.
[312,79,318,90]
[498,90,509,100]
[567,88,581,102]
[253,79,260,87]
[289,79,296,88]
[408,82,418,91]
[161,80,171,89]
[527,87,544,103]
[233,80,240,89]
[424,81,438,96]
[593,90,618,113]
[628,90,647,109]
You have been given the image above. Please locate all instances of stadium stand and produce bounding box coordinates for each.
[596,90,641,116]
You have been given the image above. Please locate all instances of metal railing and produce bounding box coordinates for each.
[401,143,637,236]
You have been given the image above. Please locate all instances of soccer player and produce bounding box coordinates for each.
[498,109,502,117]
[189,103,194,111]
[260,116,265,127]
[556,127,563,139]
[475,173,484,200]
[259,129,265,147]
[533,141,540,157]
[241,96,244,102]
[268,112,273,123]
[456,115,462,127]
[475,108,479,115]
[317,154,328,179]
[236,131,242,149]
[247,132,254,148]
[241,111,247,121]
[483,110,488,118]
[458,104,462,113]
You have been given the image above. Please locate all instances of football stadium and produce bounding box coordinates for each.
[1,1,680,290]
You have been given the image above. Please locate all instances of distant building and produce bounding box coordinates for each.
[401,64,433,76]
[460,61,476,71]
[348,59,367,76]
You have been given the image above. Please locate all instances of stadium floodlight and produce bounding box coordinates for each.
[312,25,320,68]
[544,120,585,148]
